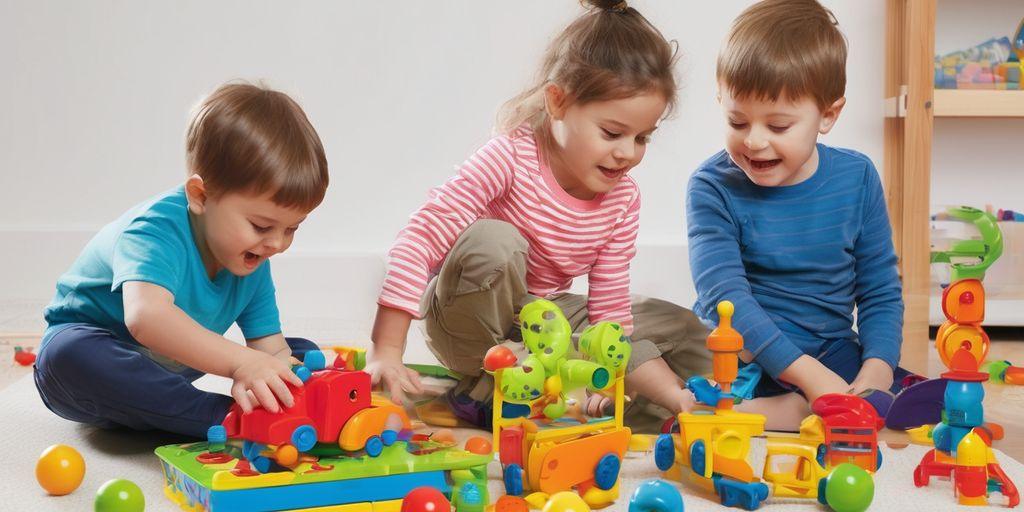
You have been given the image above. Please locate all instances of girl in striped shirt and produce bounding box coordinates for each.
[367,0,711,431]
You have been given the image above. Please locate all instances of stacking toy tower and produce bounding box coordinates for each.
[914,207,1018,507]
[655,301,770,510]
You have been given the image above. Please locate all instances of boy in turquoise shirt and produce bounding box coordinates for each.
[35,82,329,437]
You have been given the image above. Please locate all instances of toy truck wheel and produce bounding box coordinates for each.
[251,455,272,474]
[242,440,265,462]
[381,429,398,446]
[654,434,675,471]
[594,453,621,490]
[816,443,827,468]
[875,446,883,471]
[365,435,384,457]
[504,464,524,496]
[689,439,707,477]
[291,425,318,452]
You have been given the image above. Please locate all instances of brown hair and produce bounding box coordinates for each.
[186,81,329,211]
[717,0,846,111]
[496,0,677,134]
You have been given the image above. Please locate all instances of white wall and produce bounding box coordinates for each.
[0,1,910,346]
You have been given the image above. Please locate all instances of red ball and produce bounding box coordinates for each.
[401,486,451,512]
[484,345,517,372]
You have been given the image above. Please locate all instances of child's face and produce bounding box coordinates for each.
[718,84,844,187]
[545,86,666,200]
[187,180,309,277]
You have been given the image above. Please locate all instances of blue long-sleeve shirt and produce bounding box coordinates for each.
[686,144,903,378]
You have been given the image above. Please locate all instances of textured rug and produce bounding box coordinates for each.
[2,372,1022,511]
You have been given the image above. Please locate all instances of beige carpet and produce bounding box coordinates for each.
[3,372,1023,511]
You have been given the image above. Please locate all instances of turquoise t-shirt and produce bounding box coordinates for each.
[42,186,281,350]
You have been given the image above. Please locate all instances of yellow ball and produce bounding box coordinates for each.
[36,444,86,496]
[542,491,591,512]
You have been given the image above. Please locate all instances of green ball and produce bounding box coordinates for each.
[94,478,145,512]
[825,463,874,512]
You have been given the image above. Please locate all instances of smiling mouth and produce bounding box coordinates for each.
[747,157,782,171]
[243,251,261,267]
[598,165,627,179]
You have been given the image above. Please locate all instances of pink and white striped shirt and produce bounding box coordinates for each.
[379,125,640,332]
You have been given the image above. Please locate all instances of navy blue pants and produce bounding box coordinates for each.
[746,338,916,398]
[34,324,318,438]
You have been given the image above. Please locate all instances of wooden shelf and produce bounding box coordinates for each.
[933,89,1024,117]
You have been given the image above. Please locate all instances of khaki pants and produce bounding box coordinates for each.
[422,220,711,432]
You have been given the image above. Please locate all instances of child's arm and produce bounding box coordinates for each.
[849,165,903,393]
[122,281,303,414]
[366,304,423,405]
[587,191,640,333]
[246,333,297,364]
[370,137,516,400]
[687,174,848,399]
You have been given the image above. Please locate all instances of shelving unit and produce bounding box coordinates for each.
[884,0,1023,373]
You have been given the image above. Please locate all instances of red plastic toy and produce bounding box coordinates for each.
[13,346,35,366]
[401,486,451,512]
[221,366,411,470]
[812,394,884,471]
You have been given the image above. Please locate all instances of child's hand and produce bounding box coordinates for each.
[229,351,303,414]
[583,392,613,417]
[677,387,698,413]
[365,350,423,405]
[849,358,894,395]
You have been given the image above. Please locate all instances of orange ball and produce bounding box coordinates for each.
[463,436,492,455]
[495,495,530,512]
[36,444,85,496]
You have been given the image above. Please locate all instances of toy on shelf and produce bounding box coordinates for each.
[654,301,878,511]
[36,444,85,496]
[94,478,145,512]
[489,299,632,508]
[934,36,1022,90]
[628,479,685,512]
[215,350,411,473]
[914,209,1019,508]
[13,345,35,366]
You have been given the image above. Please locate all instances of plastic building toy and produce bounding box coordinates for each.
[464,436,492,455]
[401,486,451,512]
[885,378,948,430]
[94,478,145,512]
[654,301,770,510]
[628,479,685,512]
[817,464,873,512]
[542,491,592,512]
[987,360,1024,385]
[13,345,35,366]
[218,350,411,472]
[914,211,1019,508]
[656,302,878,511]
[156,428,491,511]
[36,444,85,496]
[490,299,632,508]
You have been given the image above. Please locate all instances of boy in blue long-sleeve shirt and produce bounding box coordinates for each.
[686,0,914,430]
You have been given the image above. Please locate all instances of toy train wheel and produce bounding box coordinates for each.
[654,434,675,471]
[251,455,272,473]
[381,429,398,446]
[242,440,265,461]
[503,464,524,496]
[875,447,883,471]
[291,424,318,452]
[690,439,707,477]
[816,443,827,468]
[365,435,384,457]
[817,476,829,506]
[594,453,621,490]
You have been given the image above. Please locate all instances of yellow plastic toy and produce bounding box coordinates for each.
[490,300,632,508]
[653,301,770,510]
[36,443,86,496]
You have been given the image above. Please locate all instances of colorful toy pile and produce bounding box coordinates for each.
[934,18,1024,90]
[653,301,877,512]
[488,299,634,508]
[914,207,1019,508]
[156,349,491,511]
